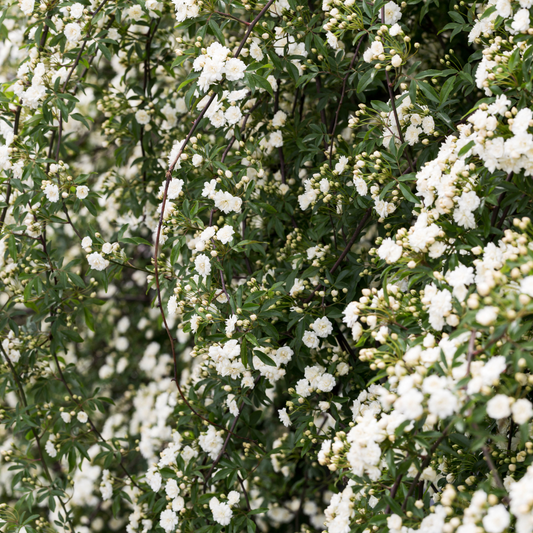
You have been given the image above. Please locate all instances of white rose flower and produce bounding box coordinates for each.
[165,479,180,499]
[482,504,510,533]
[384,1,402,24]
[388,515,402,531]
[19,0,35,15]
[76,185,89,199]
[44,183,60,202]
[194,253,211,277]
[70,3,84,18]
[250,39,264,61]
[225,106,242,125]
[302,330,320,348]
[272,110,287,128]
[312,316,333,338]
[316,373,335,392]
[87,252,108,271]
[165,178,184,200]
[128,4,144,20]
[210,497,233,526]
[512,398,533,424]
[224,58,246,81]
[270,131,284,147]
[135,109,150,125]
[326,31,339,49]
[64,23,82,43]
[389,23,402,36]
[278,408,292,427]
[216,225,235,244]
[476,306,498,326]
[486,394,511,419]
[391,54,402,68]
[227,491,240,507]
[290,278,305,297]
[159,509,178,532]
[377,238,402,263]
[520,275,533,296]
[511,8,530,33]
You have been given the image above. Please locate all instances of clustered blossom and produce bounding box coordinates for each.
[193,42,246,92]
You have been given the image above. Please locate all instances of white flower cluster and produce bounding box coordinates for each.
[383,93,436,147]
[302,316,333,349]
[99,469,113,500]
[198,90,248,129]
[1,331,22,364]
[323,482,358,533]
[20,61,47,109]
[510,465,533,533]
[273,27,308,74]
[470,0,531,43]
[210,492,240,526]
[201,178,243,214]
[172,0,200,22]
[193,42,246,93]
[295,364,336,397]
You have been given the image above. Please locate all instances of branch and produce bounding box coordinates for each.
[214,10,251,25]
[0,105,21,231]
[329,207,372,275]
[328,39,364,165]
[482,444,505,490]
[380,7,414,174]
[465,329,476,377]
[154,0,276,434]
[51,350,141,489]
[401,421,453,511]
[303,207,372,303]
[1,344,76,533]
[490,173,513,228]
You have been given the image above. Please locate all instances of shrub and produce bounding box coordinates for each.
[1,0,533,532]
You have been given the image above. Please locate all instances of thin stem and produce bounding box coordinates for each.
[0,105,21,230]
[315,76,328,134]
[384,474,403,514]
[380,7,414,174]
[465,329,476,377]
[154,0,276,434]
[204,405,245,488]
[329,207,372,275]
[328,39,364,165]
[214,10,250,25]
[401,422,452,511]
[51,351,141,489]
[204,376,261,490]
[303,207,372,303]
[482,445,505,490]
[1,345,75,533]
[491,173,513,228]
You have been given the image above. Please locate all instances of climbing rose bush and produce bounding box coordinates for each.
[2,0,533,532]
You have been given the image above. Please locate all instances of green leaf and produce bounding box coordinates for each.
[98,42,113,61]
[247,73,274,95]
[209,19,225,44]
[252,348,276,367]
[458,140,475,157]
[83,307,95,332]
[399,182,421,205]
[356,68,377,94]
[241,336,248,368]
